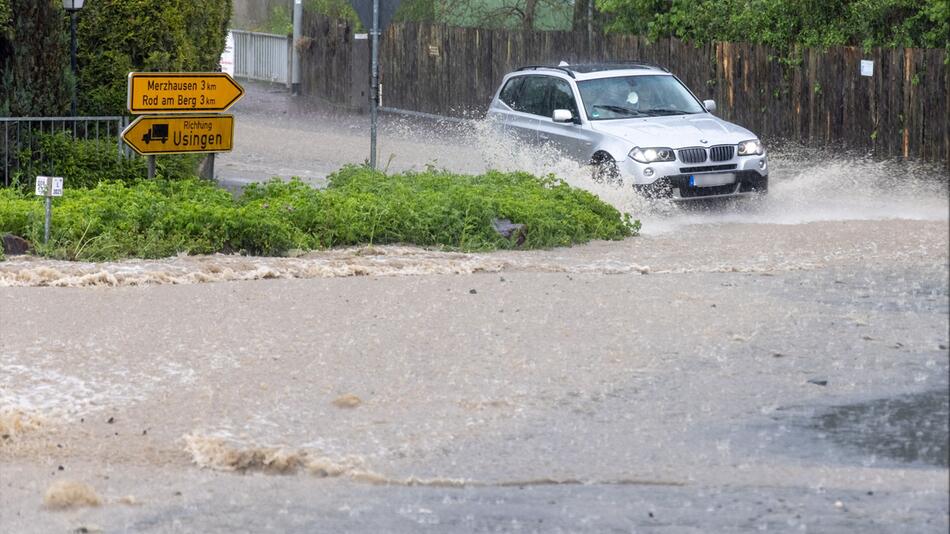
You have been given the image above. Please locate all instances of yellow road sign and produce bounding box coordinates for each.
[127,72,245,114]
[122,115,234,155]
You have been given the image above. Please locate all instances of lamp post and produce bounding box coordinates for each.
[62,0,84,116]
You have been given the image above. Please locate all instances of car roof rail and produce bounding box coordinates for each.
[570,62,670,73]
[515,65,576,78]
[611,61,670,72]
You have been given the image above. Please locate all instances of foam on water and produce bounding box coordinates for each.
[0,246,652,288]
[1,225,937,288]
[0,408,46,440]
[182,433,472,486]
[181,433,680,488]
[43,480,102,509]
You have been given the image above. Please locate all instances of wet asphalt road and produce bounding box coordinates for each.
[0,82,948,533]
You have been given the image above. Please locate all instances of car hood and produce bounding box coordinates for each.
[589,114,756,148]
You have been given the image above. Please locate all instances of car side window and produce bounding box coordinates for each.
[513,76,549,116]
[498,77,524,109]
[549,78,578,118]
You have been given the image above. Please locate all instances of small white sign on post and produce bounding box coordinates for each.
[51,177,64,197]
[34,175,48,196]
[35,176,63,245]
[860,60,874,77]
[35,176,64,197]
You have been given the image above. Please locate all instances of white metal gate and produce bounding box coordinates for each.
[231,29,292,86]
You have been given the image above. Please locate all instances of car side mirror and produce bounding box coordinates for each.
[703,99,717,113]
[552,109,575,123]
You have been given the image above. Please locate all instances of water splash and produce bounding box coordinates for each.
[393,118,949,235]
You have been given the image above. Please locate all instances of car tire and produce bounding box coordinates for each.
[743,175,769,195]
[591,155,622,187]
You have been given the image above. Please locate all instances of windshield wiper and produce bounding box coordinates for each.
[591,104,644,117]
[642,109,693,116]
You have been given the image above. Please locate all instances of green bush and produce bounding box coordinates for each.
[11,132,201,190]
[77,0,232,116]
[0,167,638,261]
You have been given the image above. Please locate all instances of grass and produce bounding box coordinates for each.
[0,165,639,261]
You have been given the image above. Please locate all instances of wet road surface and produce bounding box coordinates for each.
[1,82,947,532]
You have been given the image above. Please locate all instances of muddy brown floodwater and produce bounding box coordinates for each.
[1,82,947,533]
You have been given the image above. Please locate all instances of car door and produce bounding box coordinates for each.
[536,77,598,162]
[503,75,549,146]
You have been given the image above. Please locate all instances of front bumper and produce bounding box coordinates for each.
[635,171,768,200]
[622,153,769,200]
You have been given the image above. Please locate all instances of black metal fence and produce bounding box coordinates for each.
[0,116,131,187]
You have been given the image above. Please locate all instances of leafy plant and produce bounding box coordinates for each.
[11,132,201,191]
[0,167,638,261]
[76,0,232,116]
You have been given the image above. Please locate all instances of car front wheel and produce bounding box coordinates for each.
[591,155,622,187]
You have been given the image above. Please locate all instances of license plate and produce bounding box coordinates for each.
[689,173,735,187]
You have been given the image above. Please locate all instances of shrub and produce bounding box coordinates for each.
[11,132,201,191]
[0,167,638,261]
[76,0,232,116]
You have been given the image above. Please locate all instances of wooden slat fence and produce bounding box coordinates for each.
[301,13,949,166]
[299,14,358,106]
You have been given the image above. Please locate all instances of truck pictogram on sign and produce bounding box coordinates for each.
[141,124,169,144]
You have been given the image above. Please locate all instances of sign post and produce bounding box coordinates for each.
[371,0,379,169]
[35,176,64,244]
[292,0,303,95]
[349,0,401,170]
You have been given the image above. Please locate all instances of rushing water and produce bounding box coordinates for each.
[1,83,947,533]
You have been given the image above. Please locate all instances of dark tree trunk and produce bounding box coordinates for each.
[572,0,589,33]
[523,0,537,30]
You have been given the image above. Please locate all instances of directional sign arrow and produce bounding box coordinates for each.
[127,72,245,114]
[121,115,234,155]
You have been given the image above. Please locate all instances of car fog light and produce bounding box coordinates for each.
[644,167,655,177]
[759,160,766,169]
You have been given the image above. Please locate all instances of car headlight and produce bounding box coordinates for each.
[737,139,764,156]
[629,147,675,163]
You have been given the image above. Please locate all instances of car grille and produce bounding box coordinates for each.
[709,145,734,161]
[679,164,738,173]
[678,148,706,163]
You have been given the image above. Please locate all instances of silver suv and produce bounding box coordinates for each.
[487,63,769,200]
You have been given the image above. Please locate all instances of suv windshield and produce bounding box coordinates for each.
[577,75,705,120]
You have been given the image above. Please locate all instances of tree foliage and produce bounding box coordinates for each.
[437,0,573,30]
[76,0,232,116]
[306,0,574,30]
[0,0,72,116]
[596,0,949,52]
[306,0,362,26]
[0,0,10,33]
